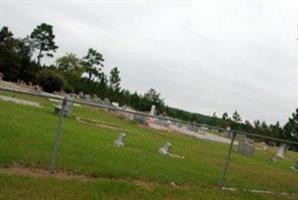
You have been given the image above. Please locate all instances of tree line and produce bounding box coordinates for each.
[0,23,297,144]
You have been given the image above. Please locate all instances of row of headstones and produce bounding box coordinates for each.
[114,133,172,156]
[78,92,112,105]
[237,138,298,171]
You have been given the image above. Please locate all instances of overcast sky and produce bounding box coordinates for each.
[1,0,297,124]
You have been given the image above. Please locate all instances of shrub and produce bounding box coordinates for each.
[37,69,66,93]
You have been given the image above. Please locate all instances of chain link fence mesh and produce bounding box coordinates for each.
[0,87,297,196]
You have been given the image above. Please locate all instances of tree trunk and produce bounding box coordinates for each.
[37,48,42,65]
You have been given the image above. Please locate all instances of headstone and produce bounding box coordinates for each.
[133,114,146,124]
[150,105,156,116]
[260,142,268,150]
[84,94,91,101]
[159,142,171,155]
[276,143,289,159]
[237,139,255,156]
[54,97,73,117]
[104,98,111,104]
[114,133,126,147]
[79,91,84,98]
[92,94,98,100]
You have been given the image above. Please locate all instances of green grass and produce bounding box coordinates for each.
[0,91,298,200]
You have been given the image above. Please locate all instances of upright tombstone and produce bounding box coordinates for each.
[159,142,171,155]
[79,91,84,98]
[150,105,156,116]
[114,133,126,147]
[276,144,289,159]
[133,114,146,124]
[237,138,255,156]
[92,94,98,102]
[260,142,268,150]
[54,97,74,117]
[84,94,91,101]
[104,98,111,105]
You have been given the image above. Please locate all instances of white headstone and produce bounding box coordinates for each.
[150,105,156,116]
[159,142,171,155]
[260,142,268,150]
[114,133,126,147]
[276,144,289,159]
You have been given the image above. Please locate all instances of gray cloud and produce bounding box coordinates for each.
[1,0,297,124]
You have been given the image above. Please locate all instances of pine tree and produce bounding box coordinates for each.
[30,23,58,64]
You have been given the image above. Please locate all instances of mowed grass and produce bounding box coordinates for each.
[0,91,298,200]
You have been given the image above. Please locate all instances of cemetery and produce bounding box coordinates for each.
[0,90,298,200]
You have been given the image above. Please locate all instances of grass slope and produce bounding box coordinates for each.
[0,91,297,200]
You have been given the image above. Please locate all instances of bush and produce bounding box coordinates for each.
[64,84,74,93]
[37,69,66,93]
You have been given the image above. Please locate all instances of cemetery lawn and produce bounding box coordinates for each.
[0,91,298,200]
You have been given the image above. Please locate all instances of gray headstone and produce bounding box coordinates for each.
[133,114,146,124]
[276,143,289,159]
[104,98,111,105]
[84,94,91,101]
[92,94,98,102]
[237,139,255,156]
[79,91,84,98]
[159,142,171,155]
[114,133,126,147]
[54,98,73,117]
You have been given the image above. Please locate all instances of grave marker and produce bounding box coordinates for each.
[150,105,156,116]
[276,143,289,159]
[54,97,73,117]
[159,142,171,155]
[260,142,268,150]
[114,133,126,147]
[237,138,255,156]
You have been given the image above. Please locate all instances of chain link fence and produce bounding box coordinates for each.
[0,87,297,196]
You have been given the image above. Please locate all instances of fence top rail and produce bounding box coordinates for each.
[1,86,297,146]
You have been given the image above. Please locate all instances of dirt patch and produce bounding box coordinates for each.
[0,166,193,191]
[132,179,158,191]
[0,167,93,182]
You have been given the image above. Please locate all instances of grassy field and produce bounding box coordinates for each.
[0,91,298,200]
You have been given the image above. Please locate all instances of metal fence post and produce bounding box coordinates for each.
[49,97,67,174]
[219,131,236,189]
